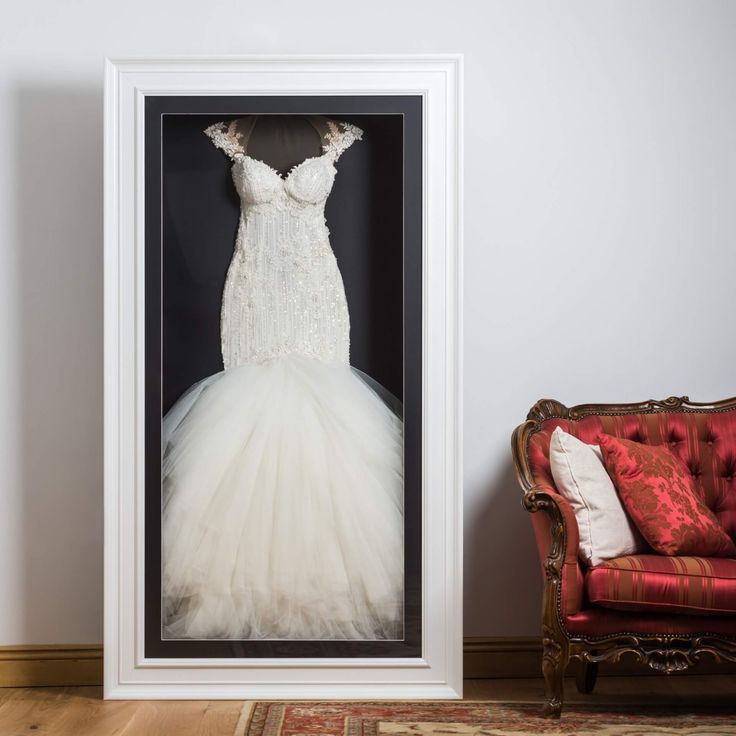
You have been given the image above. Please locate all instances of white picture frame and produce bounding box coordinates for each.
[104,55,463,700]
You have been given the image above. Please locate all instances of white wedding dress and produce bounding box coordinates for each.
[161,117,404,640]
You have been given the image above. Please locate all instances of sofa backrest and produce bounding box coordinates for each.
[519,397,736,541]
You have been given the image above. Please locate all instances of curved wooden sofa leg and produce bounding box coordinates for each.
[542,629,569,718]
[575,660,598,694]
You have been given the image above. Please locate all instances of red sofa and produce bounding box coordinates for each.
[512,396,736,717]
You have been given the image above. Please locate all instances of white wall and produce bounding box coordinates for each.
[1,0,735,645]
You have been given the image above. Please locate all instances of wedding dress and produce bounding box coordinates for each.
[161,116,405,640]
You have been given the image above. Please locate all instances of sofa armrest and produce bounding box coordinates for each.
[523,484,584,616]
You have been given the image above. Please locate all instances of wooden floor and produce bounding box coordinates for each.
[0,676,735,735]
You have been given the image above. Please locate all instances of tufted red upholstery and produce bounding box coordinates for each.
[527,409,736,626]
[527,411,736,542]
[516,400,736,715]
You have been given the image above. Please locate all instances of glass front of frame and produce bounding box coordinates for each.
[144,96,422,658]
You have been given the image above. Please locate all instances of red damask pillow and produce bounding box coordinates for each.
[598,435,736,557]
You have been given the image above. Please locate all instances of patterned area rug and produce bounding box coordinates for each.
[244,701,736,735]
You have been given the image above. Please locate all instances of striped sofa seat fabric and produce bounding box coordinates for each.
[586,554,736,616]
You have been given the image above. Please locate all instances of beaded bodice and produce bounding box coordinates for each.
[204,117,363,369]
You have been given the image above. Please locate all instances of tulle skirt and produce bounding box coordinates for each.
[161,354,404,640]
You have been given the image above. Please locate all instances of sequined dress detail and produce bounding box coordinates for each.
[209,117,361,367]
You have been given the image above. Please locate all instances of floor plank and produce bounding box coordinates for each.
[0,687,81,735]
[0,687,244,736]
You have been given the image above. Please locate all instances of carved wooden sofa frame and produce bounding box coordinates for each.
[512,396,736,718]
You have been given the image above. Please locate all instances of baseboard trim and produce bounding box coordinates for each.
[464,637,543,679]
[1,639,733,687]
[0,645,103,687]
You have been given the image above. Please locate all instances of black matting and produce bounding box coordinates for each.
[144,95,422,658]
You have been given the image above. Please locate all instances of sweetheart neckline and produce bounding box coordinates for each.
[236,152,336,183]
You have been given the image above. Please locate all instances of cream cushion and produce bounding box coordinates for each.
[549,426,645,567]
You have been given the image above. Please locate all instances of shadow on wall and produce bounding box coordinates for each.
[13,84,103,643]
[464,455,544,637]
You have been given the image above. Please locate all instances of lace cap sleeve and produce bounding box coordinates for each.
[204,120,245,160]
[322,120,363,162]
